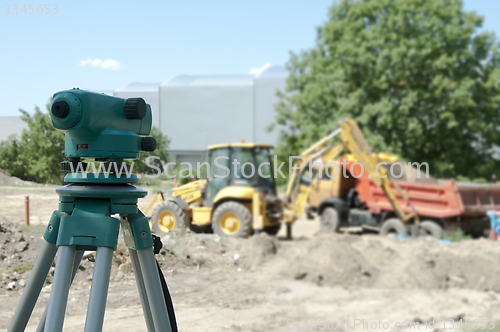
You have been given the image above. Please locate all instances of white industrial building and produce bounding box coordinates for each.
[0,65,287,166]
[0,117,28,142]
[114,65,286,165]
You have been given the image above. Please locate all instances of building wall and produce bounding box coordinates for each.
[0,117,28,142]
[160,75,255,165]
[254,73,286,144]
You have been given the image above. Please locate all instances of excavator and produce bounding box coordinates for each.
[144,119,420,238]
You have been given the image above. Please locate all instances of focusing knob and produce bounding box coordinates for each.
[60,160,87,172]
[124,98,147,120]
[141,137,157,152]
[52,101,70,118]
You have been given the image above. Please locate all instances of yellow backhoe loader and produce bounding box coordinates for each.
[144,134,343,238]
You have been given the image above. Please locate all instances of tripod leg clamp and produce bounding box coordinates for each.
[121,211,154,250]
[44,211,65,245]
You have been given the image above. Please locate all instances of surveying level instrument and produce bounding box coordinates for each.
[8,89,177,332]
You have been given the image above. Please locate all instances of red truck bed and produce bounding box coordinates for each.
[349,161,500,220]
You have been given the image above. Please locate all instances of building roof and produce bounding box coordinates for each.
[160,66,287,88]
[257,65,288,78]
[162,75,254,87]
[114,82,160,93]
[208,143,274,150]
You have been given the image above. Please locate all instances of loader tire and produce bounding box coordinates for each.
[419,220,443,239]
[212,201,252,238]
[151,201,185,236]
[380,218,407,236]
[320,207,340,233]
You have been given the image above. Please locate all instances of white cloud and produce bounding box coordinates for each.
[249,62,272,77]
[79,58,122,71]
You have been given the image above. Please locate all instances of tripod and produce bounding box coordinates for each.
[7,181,176,332]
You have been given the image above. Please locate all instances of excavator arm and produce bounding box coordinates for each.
[339,119,419,224]
[283,130,344,224]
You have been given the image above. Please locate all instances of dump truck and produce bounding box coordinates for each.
[304,119,500,238]
[308,158,500,238]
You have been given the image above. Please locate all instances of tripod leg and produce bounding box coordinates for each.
[129,248,155,332]
[35,250,85,332]
[84,246,114,332]
[7,241,58,332]
[44,245,76,332]
[137,248,172,332]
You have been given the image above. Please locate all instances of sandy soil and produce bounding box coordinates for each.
[1,183,500,331]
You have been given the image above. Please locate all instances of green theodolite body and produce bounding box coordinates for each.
[50,88,153,159]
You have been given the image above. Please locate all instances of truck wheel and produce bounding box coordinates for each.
[419,220,443,239]
[263,224,281,236]
[212,201,252,238]
[320,207,340,233]
[380,218,407,236]
[151,201,185,236]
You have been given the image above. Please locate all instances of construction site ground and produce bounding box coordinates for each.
[1,180,500,331]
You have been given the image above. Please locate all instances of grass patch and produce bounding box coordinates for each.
[113,242,129,266]
[444,228,472,242]
[340,270,356,282]
[138,177,161,187]
[163,223,188,252]
[8,259,36,274]
[20,223,46,235]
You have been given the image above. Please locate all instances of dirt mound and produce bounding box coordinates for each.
[0,169,29,186]
[0,218,44,291]
[154,232,278,273]
[267,233,500,290]
[4,226,500,293]
[153,231,500,291]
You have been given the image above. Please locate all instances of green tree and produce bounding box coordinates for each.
[134,126,170,174]
[0,105,65,183]
[272,0,500,180]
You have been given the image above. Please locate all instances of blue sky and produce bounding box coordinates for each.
[0,0,498,116]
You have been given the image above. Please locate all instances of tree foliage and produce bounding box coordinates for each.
[272,0,500,180]
[0,105,65,184]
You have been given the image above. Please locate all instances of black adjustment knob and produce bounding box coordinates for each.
[124,98,147,120]
[52,101,70,118]
[141,137,157,152]
[60,160,87,172]
[60,161,71,171]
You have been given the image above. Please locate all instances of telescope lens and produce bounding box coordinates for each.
[52,101,70,118]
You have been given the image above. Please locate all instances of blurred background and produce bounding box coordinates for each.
[3,2,500,331]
